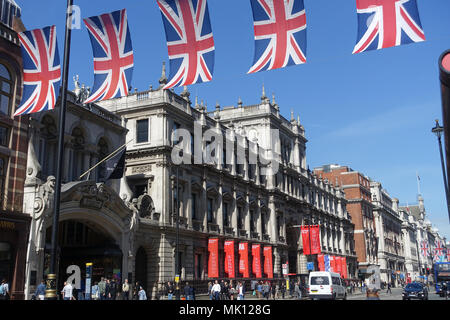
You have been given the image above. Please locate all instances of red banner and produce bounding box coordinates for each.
[301,225,321,255]
[318,254,325,271]
[252,244,262,278]
[310,225,321,254]
[341,257,347,279]
[329,255,335,273]
[335,256,342,275]
[208,238,219,278]
[263,246,273,279]
[301,226,311,255]
[224,240,235,278]
[239,242,249,278]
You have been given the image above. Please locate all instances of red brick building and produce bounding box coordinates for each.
[314,164,379,277]
[0,1,30,300]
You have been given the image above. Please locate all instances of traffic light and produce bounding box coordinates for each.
[426,267,430,275]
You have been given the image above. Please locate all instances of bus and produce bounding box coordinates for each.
[433,262,450,296]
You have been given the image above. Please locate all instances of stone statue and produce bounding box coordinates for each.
[73,75,81,101]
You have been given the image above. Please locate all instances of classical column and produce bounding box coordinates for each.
[231,186,237,236]
[187,175,193,229]
[202,177,207,230]
[244,191,250,236]
[268,196,277,243]
[217,181,224,233]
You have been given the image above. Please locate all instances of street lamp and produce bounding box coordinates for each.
[431,119,450,223]
[170,172,180,300]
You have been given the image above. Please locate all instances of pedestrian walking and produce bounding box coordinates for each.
[237,281,245,300]
[133,281,140,300]
[61,282,74,300]
[387,282,392,294]
[223,281,230,300]
[208,281,213,300]
[98,277,106,300]
[184,282,192,300]
[34,280,46,300]
[91,282,100,300]
[256,281,263,299]
[0,279,9,300]
[189,284,196,300]
[229,282,236,300]
[138,286,147,300]
[167,281,175,300]
[281,282,286,299]
[220,280,225,300]
[295,281,302,299]
[122,279,130,300]
[212,280,221,300]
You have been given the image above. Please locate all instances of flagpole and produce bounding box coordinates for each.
[78,139,133,180]
[45,0,74,300]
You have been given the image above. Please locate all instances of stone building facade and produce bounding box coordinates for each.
[314,165,378,278]
[370,181,405,285]
[0,1,30,300]
[96,79,357,297]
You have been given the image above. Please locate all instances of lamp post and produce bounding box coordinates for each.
[431,119,450,223]
[45,0,74,300]
[171,171,180,300]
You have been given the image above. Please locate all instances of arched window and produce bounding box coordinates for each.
[70,127,85,181]
[38,115,57,177]
[0,63,13,116]
[96,138,109,181]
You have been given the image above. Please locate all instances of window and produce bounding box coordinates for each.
[0,156,6,208]
[250,210,255,232]
[136,119,149,143]
[96,138,109,181]
[0,125,8,147]
[0,63,12,116]
[191,194,197,220]
[237,207,243,230]
[70,128,85,181]
[207,198,214,223]
[223,202,229,227]
[172,122,180,145]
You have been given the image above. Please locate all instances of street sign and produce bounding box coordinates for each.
[175,275,180,283]
[307,262,314,271]
[85,262,93,300]
[282,263,288,276]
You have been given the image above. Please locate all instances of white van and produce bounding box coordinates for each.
[308,271,347,300]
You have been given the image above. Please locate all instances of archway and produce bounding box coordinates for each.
[45,220,123,294]
[135,247,148,291]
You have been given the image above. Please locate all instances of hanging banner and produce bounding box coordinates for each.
[341,257,348,279]
[83,9,134,103]
[224,240,235,278]
[335,256,342,276]
[252,244,262,278]
[310,225,321,254]
[208,238,219,278]
[329,255,335,273]
[263,246,273,279]
[248,0,307,74]
[14,25,61,117]
[318,254,325,271]
[301,226,311,255]
[239,242,249,278]
[353,0,426,54]
[157,0,215,89]
[324,254,331,272]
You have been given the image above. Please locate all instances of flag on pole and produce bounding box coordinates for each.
[14,25,61,116]
[353,0,426,54]
[420,240,429,258]
[102,148,126,181]
[157,0,215,89]
[83,9,134,103]
[248,0,307,74]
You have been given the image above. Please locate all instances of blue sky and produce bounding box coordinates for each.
[19,0,450,239]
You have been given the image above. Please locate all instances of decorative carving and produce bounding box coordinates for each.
[137,194,155,219]
[132,165,152,174]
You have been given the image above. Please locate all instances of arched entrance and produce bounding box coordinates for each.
[135,247,148,291]
[45,220,123,293]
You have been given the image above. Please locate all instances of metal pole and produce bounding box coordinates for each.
[175,166,180,300]
[437,132,450,222]
[45,0,73,300]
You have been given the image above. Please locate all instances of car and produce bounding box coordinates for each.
[402,282,428,300]
[308,271,347,300]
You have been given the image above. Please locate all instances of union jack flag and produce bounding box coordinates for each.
[157,0,215,89]
[248,0,307,74]
[14,26,61,117]
[83,9,134,103]
[420,240,429,258]
[353,0,426,54]
[434,240,444,258]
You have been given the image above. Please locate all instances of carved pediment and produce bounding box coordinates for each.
[223,191,233,202]
[191,180,202,192]
[207,185,219,198]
